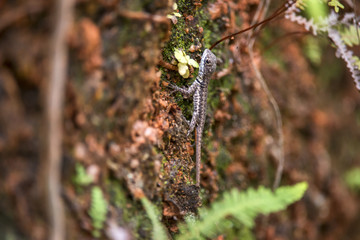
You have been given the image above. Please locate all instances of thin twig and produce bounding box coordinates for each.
[46,0,74,239]
[248,47,285,190]
[209,1,290,50]
[118,9,170,25]
[247,0,285,190]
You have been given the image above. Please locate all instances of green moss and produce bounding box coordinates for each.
[177,0,196,15]
[162,16,195,63]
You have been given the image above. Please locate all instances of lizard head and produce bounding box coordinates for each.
[200,49,217,78]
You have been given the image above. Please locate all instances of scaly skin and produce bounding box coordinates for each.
[169,49,217,187]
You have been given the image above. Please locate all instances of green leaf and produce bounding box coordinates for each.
[174,12,181,17]
[141,198,168,240]
[188,59,199,68]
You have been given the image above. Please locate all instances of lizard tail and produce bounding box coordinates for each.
[195,127,202,187]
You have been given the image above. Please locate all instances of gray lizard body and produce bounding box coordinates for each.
[169,49,217,186]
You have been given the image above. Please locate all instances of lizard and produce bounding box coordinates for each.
[169,49,217,187]
[167,0,294,187]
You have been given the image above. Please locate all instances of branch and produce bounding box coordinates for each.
[46,0,74,239]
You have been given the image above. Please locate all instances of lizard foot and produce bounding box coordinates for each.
[180,115,190,127]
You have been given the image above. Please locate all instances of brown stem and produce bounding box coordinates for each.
[46,0,74,239]
[158,58,178,71]
[118,10,170,25]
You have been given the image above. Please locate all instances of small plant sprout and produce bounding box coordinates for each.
[167,3,181,24]
[167,12,181,18]
[174,48,199,78]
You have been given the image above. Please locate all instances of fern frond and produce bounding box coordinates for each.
[177,182,308,240]
[89,186,108,238]
[340,25,360,47]
[328,27,360,89]
[353,56,360,69]
[285,3,319,35]
[328,0,344,13]
[141,197,168,240]
[73,163,93,186]
[285,2,360,90]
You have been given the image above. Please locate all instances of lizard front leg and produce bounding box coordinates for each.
[168,82,197,98]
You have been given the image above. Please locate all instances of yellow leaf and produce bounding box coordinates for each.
[183,69,190,78]
[174,49,182,61]
[174,49,187,64]
[178,63,188,76]
[188,59,199,68]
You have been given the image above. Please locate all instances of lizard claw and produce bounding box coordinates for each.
[186,130,192,137]
[167,83,178,94]
[180,115,190,126]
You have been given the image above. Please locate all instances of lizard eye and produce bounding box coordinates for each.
[205,59,211,64]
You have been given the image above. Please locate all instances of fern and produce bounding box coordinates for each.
[353,56,360,69]
[345,167,360,190]
[141,197,168,240]
[177,182,308,239]
[141,182,308,240]
[73,163,93,186]
[340,25,360,47]
[328,0,344,13]
[285,1,360,90]
[305,0,328,21]
[89,186,108,238]
[304,37,322,64]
